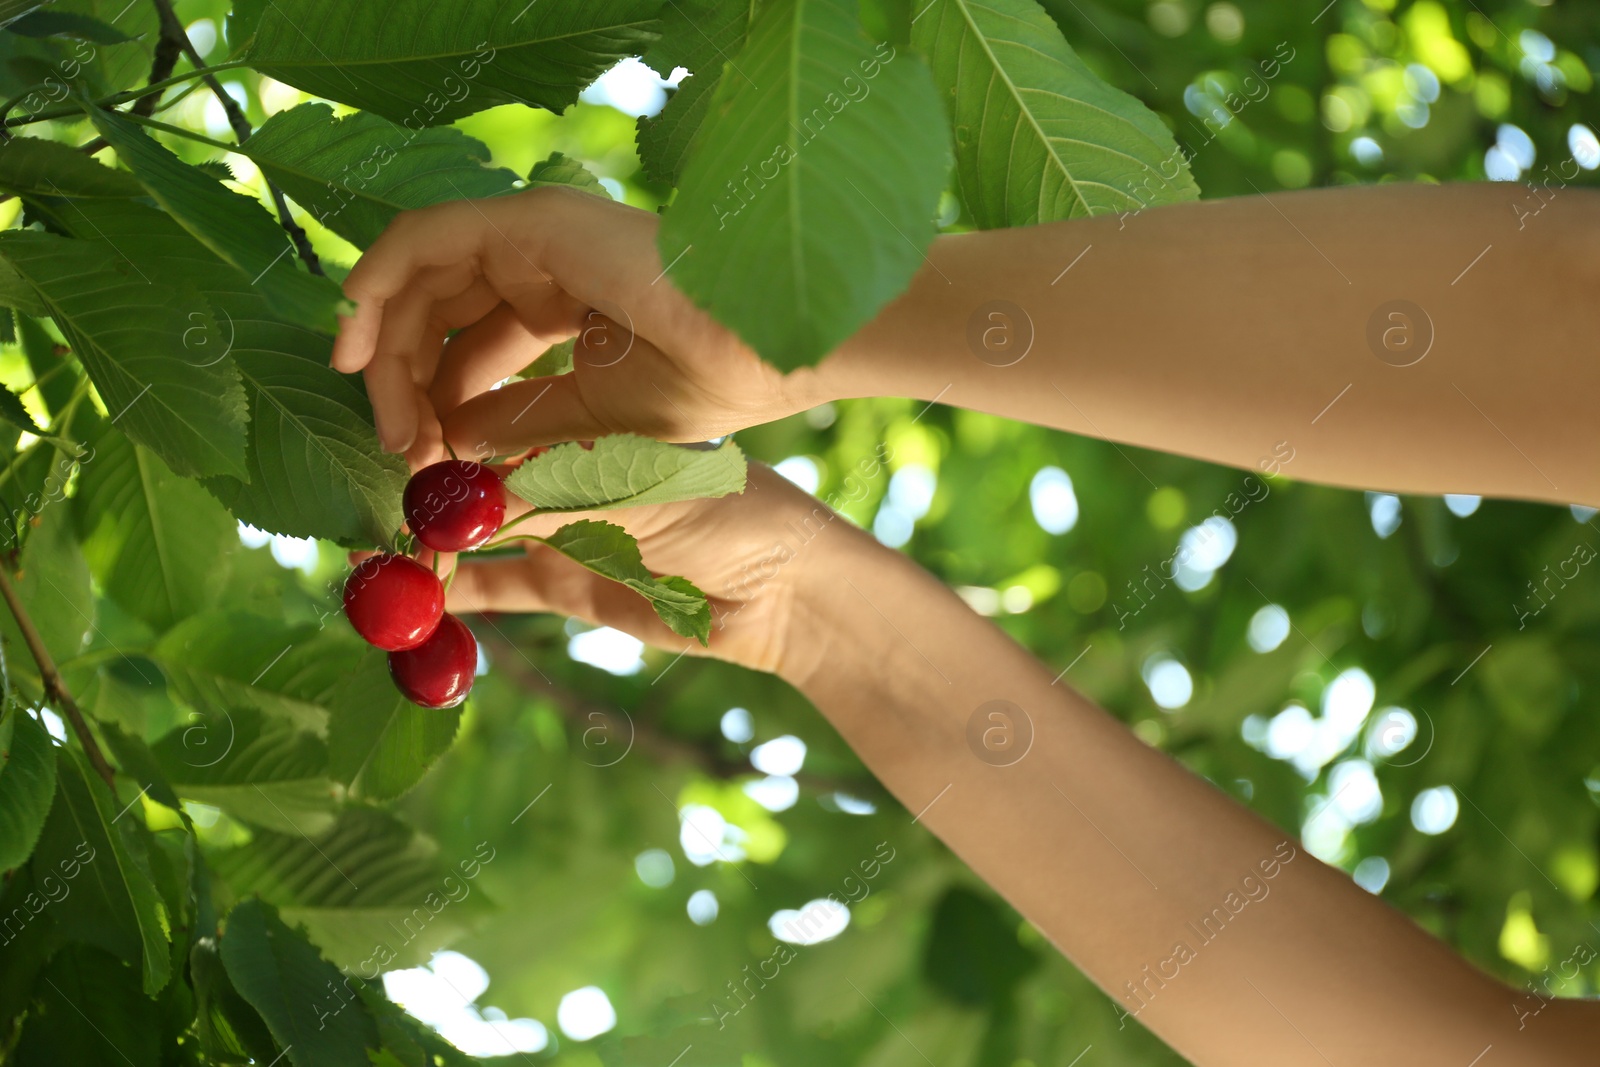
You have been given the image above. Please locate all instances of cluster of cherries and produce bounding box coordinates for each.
[342,460,507,708]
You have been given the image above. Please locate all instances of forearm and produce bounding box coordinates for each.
[778,519,1587,1065]
[802,183,1600,507]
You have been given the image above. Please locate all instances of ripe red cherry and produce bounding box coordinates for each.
[342,554,444,651]
[388,613,477,708]
[404,460,506,552]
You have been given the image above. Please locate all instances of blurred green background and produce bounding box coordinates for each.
[21,0,1600,1063]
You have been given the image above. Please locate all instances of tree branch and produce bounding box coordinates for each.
[148,0,324,276]
[0,567,115,790]
[133,2,185,119]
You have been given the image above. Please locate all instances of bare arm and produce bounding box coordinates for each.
[334,183,1600,506]
[809,182,1600,507]
[780,507,1597,1066]
[444,461,1598,1066]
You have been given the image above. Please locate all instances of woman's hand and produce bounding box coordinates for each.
[437,460,841,681]
[331,187,817,467]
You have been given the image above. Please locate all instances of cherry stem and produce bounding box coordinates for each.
[487,510,544,540]
[477,532,550,553]
[0,567,116,790]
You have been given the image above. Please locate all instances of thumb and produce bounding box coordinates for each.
[446,547,701,653]
[444,327,730,456]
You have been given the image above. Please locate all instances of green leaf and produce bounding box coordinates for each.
[96,721,182,812]
[0,708,56,871]
[0,500,93,674]
[242,103,520,249]
[326,647,460,802]
[191,936,280,1065]
[201,334,409,547]
[636,67,721,187]
[16,313,73,416]
[0,135,133,199]
[0,2,48,31]
[523,336,574,378]
[355,980,477,1067]
[641,0,729,72]
[84,108,345,332]
[33,748,171,994]
[0,384,41,435]
[211,808,492,970]
[912,0,1199,226]
[241,0,662,125]
[658,0,950,369]
[503,434,747,511]
[49,200,408,546]
[0,259,46,316]
[220,898,380,1067]
[544,520,712,642]
[75,423,237,630]
[8,9,132,42]
[34,0,156,94]
[152,708,339,835]
[192,158,236,183]
[860,0,912,44]
[528,150,609,196]
[152,614,363,737]
[12,946,162,1067]
[0,399,93,561]
[0,3,155,102]
[0,231,251,480]
[0,865,57,1050]
[636,0,754,185]
[70,656,178,743]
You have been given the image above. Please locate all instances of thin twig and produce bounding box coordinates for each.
[148,0,323,275]
[133,3,184,119]
[107,110,236,151]
[0,567,115,789]
[0,61,249,129]
[118,61,251,113]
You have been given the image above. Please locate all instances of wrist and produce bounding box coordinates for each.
[770,506,890,690]
[787,236,976,409]
[779,330,933,414]
[770,506,972,719]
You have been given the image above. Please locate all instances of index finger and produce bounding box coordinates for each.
[332,200,540,373]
